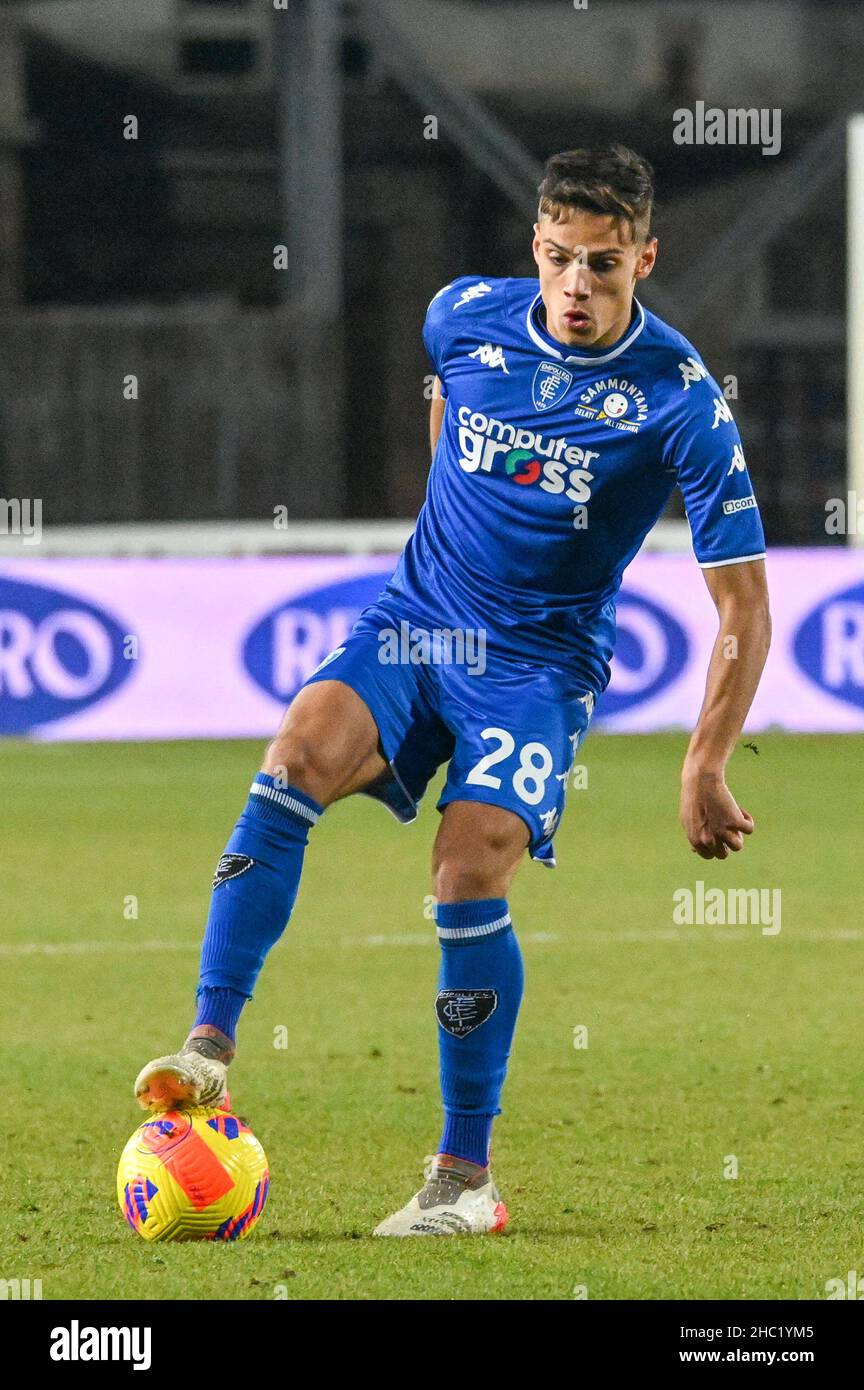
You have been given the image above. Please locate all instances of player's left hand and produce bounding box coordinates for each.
[679,773,754,860]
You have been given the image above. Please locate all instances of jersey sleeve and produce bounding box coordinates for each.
[422,276,479,400]
[660,365,766,568]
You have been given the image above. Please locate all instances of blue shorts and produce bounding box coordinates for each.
[302,603,596,867]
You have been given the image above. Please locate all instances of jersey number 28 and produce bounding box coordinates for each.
[466,727,553,806]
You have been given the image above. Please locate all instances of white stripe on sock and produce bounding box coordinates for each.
[250,782,320,825]
[436,913,512,941]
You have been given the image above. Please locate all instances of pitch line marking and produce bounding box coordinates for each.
[0,940,200,957]
[3,928,862,958]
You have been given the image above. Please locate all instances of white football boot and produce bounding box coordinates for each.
[134,1029,231,1111]
[373,1154,509,1237]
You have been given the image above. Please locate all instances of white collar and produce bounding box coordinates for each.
[525,292,646,365]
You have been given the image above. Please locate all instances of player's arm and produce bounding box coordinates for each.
[429,375,446,457]
[679,559,771,860]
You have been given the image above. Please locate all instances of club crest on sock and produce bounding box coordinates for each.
[436,989,498,1038]
[212,853,254,889]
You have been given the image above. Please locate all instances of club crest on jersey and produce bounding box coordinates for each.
[574,377,649,433]
[435,989,498,1038]
[532,361,574,411]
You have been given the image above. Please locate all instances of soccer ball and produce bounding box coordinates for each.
[117,1107,269,1242]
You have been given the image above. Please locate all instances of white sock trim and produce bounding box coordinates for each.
[250,781,320,825]
[436,913,512,941]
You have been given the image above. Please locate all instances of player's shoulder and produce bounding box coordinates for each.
[424,275,535,326]
[638,308,740,457]
[639,305,719,396]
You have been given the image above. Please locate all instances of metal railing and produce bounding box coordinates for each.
[0,299,347,524]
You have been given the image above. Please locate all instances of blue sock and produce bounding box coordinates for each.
[192,985,246,1046]
[193,774,322,1042]
[434,898,524,1168]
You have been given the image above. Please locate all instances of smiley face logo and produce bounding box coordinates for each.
[600,392,629,419]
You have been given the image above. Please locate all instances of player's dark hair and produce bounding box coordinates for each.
[537,145,655,242]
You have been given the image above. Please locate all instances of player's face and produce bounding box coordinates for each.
[532,211,657,350]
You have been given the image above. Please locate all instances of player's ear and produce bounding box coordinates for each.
[532,223,542,266]
[634,236,658,282]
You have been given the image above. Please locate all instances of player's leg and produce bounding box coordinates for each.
[374,800,528,1236]
[374,653,593,1236]
[134,679,388,1110]
[432,799,528,1165]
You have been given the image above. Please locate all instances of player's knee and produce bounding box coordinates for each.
[433,840,515,902]
[262,734,337,804]
[433,807,528,901]
[435,859,493,902]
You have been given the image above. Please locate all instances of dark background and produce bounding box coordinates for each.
[0,0,858,542]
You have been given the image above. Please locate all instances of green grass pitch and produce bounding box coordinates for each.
[1,733,861,1301]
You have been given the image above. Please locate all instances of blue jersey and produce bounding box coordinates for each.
[382,275,766,694]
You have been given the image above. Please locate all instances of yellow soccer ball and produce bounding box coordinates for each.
[117,1107,269,1242]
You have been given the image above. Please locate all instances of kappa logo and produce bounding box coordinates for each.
[678,355,709,389]
[574,377,648,433]
[453,281,492,310]
[435,989,498,1038]
[727,444,747,475]
[469,343,509,374]
[213,853,254,888]
[532,361,574,411]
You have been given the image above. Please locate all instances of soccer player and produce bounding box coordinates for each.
[135,146,771,1236]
